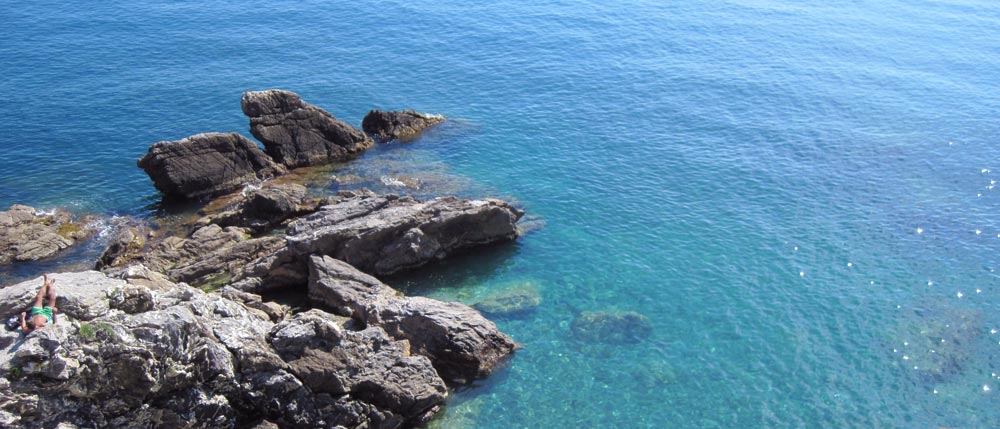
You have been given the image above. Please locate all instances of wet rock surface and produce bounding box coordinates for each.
[362,110,444,142]
[0,204,95,265]
[242,90,373,169]
[137,132,286,200]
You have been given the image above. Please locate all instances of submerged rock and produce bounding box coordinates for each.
[473,281,542,316]
[362,109,445,142]
[0,204,95,265]
[137,132,286,200]
[308,255,519,384]
[242,89,373,169]
[0,271,452,428]
[887,303,984,383]
[571,310,653,344]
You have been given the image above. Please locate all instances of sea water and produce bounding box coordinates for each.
[3,0,1000,427]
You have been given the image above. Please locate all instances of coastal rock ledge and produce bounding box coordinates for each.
[0,204,95,264]
[0,271,463,428]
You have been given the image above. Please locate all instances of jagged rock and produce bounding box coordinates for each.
[271,310,446,422]
[287,191,524,276]
[242,90,373,169]
[473,281,542,316]
[571,310,653,344]
[96,223,148,270]
[208,183,323,232]
[0,204,95,264]
[0,271,453,429]
[219,286,288,322]
[144,224,285,289]
[137,132,286,200]
[101,263,179,291]
[308,255,519,384]
[107,284,155,314]
[361,110,445,141]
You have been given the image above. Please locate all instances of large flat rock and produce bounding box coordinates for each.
[287,191,523,276]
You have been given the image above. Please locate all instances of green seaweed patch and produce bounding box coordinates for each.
[78,322,117,342]
[197,273,232,292]
[9,366,24,381]
[571,310,653,345]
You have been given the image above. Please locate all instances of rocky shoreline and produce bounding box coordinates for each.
[0,90,519,428]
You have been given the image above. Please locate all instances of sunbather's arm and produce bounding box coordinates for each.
[20,312,29,333]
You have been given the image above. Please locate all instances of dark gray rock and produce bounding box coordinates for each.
[308,255,519,384]
[208,182,323,232]
[571,310,653,344]
[95,222,148,270]
[287,192,523,276]
[361,109,445,142]
[137,132,286,200]
[242,90,373,169]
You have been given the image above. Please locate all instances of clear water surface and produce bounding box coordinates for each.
[2,0,1000,427]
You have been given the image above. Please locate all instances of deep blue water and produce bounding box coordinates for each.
[4,0,1000,426]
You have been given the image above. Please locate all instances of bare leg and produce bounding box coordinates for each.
[47,284,57,308]
[32,277,47,308]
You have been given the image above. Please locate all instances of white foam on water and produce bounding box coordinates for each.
[380,175,408,188]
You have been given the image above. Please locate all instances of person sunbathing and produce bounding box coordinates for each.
[20,274,57,334]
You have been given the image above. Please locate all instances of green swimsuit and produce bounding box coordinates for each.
[30,306,54,323]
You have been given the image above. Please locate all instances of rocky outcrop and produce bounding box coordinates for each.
[95,222,149,270]
[242,90,373,169]
[207,183,325,232]
[137,132,286,200]
[308,255,518,384]
[361,110,444,142]
[144,224,286,289]
[131,189,524,293]
[0,271,449,428]
[286,190,523,276]
[0,204,95,264]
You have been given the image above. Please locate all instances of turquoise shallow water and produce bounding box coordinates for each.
[3,0,1000,426]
